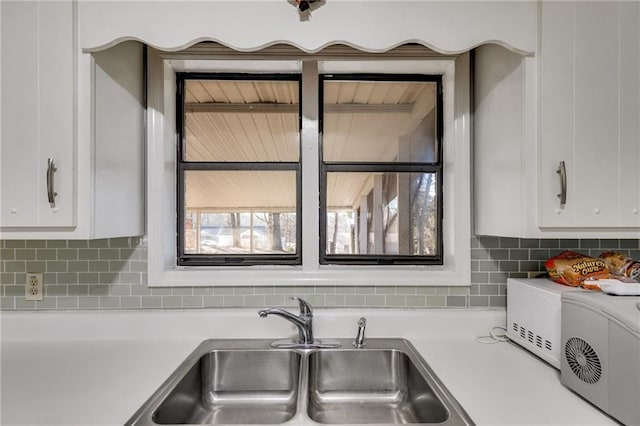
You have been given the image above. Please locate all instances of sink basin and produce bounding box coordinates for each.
[126,339,474,426]
[154,349,300,424]
[307,349,448,424]
[126,340,301,425]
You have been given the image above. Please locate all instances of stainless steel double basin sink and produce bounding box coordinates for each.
[126,339,474,426]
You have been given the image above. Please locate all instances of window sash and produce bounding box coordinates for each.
[176,73,303,266]
[319,74,444,265]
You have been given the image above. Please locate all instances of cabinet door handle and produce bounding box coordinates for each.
[556,160,567,207]
[46,158,58,205]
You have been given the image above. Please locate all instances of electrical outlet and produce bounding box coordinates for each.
[25,272,43,301]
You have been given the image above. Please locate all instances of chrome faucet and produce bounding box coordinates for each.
[258,297,314,345]
[353,317,367,348]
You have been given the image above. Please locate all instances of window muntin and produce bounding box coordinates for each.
[320,75,443,265]
[177,74,301,266]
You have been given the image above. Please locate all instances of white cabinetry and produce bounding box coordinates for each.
[474,44,537,238]
[474,1,640,238]
[1,1,75,228]
[0,1,145,239]
[619,3,640,228]
[538,1,640,229]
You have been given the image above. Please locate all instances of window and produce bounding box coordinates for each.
[177,72,444,267]
[320,75,443,264]
[176,74,301,266]
[147,48,471,287]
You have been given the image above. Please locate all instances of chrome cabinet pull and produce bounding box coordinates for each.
[46,158,58,205]
[556,160,567,207]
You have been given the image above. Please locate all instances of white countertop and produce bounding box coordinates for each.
[0,309,618,426]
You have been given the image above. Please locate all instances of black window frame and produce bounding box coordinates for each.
[319,73,444,265]
[176,72,303,266]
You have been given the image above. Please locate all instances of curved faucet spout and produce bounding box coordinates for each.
[258,298,314,345]
[258,308,306,327]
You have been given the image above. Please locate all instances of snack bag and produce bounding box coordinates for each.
[600,251,640,282]
[545,251,609,288]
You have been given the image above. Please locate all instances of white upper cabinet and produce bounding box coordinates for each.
[0,1,145,239]
[474,44,537,238]
[1,1,75,228]
[475,1,640,238]
[538,1,640,229]
[619,2,640,227]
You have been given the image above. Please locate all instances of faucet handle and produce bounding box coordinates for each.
[290,296,313,316]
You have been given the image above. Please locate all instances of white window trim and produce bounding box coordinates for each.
[146,49,471,287]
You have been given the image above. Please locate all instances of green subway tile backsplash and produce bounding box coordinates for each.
[0,236,639,310]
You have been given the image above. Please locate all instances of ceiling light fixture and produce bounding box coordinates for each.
[296,0,317,12]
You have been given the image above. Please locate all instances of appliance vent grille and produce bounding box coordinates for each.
[565,337,602,384]
[510,322,552,353]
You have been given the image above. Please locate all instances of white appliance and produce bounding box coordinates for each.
[561,291,640,426]
[506,278,583,368]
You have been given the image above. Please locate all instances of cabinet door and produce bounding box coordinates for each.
[572,2,619,227]
[539,1,576,228]
[619,1,640,227]
[539,1,638,228]
[0,1,74,228]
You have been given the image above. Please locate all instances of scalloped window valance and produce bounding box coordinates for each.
[78,1,537,56]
